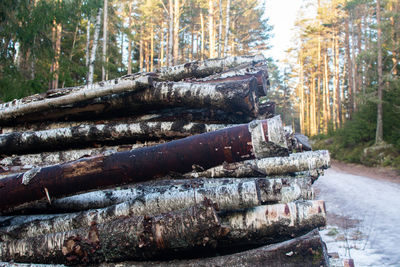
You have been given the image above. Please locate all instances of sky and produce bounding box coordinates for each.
[263,0,303,67]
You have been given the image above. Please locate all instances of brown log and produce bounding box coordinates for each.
[0,116,288,213]
[186,150,330,178]
[0,204,223,264]
[97,229,328,267]
[0,74,153,126]
[157,54,265,81]
[0,177,313,240]
[0,121,229,155]
[218,200,326,249]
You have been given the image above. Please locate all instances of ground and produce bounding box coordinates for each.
[314,161,400,267]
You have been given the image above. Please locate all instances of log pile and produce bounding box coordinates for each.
[0,55,330,266]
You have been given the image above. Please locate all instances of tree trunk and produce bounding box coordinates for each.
[187,150,330,178]
[127,2,133,74]
[88,8,102,85]
[160,22,165,68]
[139,26,144,71]
[376,0,383,144]
[168,0,173,66]
[85,17,91,68]
[0,204,222,264]
[200,12,205,61]
[345,13,353,118]
[208,0,215,58]
[0,121,229,155]
[0,117,288,212]
[218,0,222,58]
[150,24,154,71]
[219,200,326,248]
[96,229,328,267]
[3,177,313,214]
[102,0,108,81]
[224,0,231,56]
[173,0,180,65]
[52,22,62,89]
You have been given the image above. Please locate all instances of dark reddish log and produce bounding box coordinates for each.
[0,204,223,264]
[0,117,288,213]
[98,229,328,267]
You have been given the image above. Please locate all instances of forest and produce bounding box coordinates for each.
[0,0,270,100]
[0,0,399,168]
[271,0,400,168]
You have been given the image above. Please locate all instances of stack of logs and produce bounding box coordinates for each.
[0,54,331,266]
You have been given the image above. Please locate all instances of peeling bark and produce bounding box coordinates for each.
[0,74,153,126]
[0,181,258,240]
[0,121,229,155]
[0,204,222,264]
[98,229,328,267]
[0,176,313,215]
[219,200,326,248]
[158,54,265,81]
[0,177,313,240]
[192,63,270,97]
[187,150,330,178]
[0,117,288,213]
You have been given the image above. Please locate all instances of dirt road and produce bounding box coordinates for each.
[314,164,400,266]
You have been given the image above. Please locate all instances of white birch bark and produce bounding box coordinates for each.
[0,177,314,240]
[0,121,229,155]
[88,8,102,85]
[158,54,265,81]
[0,74,152,123]
[219,200,326,247]
[187,150,330,178]
[85,17,91,68]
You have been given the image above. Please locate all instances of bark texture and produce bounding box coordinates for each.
[188,150,330,178]
[0,204,222,264]
[0,117,288,213]
[0,121,229,155]
[219,200,326,248]
[98,229,328,267]
[0,74,152,125]
[0,177,314,240]
[157,54,265,81]
[0,176,313,215]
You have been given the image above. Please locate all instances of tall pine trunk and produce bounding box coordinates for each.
[173,0,180,65]
[376,0,383,144]
[208,0,215,58]
[127,1,133,74]
[224,0,231,56]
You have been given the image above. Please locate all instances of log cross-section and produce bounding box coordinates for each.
[0,116,288,213]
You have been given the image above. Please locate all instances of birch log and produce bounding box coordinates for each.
[0,176,313,215]
[98,229,328,267]
[0,78,261,125]
[187,150,330,178]
[0,121,229,155]
[0,143,162,175]
[193,63,270,97]
[0,117,288,213]
[0,204,222,264]
[0,178,314,240]
[0,74,153,125]
[219,200,326,248]
[158,54,265,81]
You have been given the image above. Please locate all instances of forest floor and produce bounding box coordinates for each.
[314,161,400,266]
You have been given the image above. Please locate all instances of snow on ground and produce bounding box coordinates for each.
[314,168,400,267]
